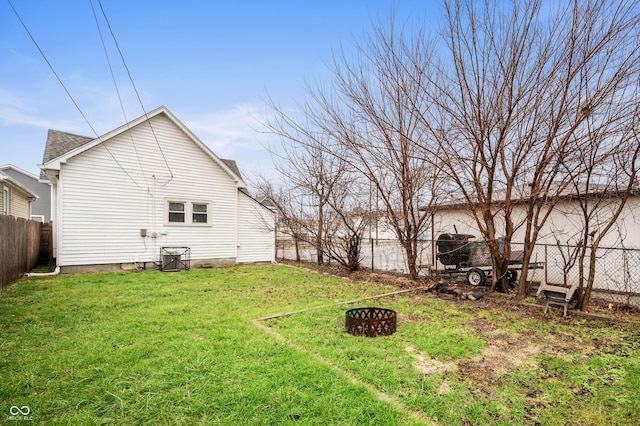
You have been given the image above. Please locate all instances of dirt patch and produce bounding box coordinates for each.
[406,345,457,375]
[397,312,423,323]
[459,342,543,381]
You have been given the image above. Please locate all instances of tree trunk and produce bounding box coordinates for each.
[294,236,301,262]
[316,207,324,265]
[579,248,599,310]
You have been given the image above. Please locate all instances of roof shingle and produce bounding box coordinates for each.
[42,129,93,164]
[40,129,93,180]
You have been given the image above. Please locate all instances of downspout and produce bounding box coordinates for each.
[25,266,61,277]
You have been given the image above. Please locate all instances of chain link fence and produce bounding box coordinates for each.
[525,243,640,306]
[277,237,640,307]
[278,239,432,275]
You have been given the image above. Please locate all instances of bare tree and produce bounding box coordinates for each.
[259,15,443,280]
[418,0,640,293]
[305,16,443,280]
[321,175,371,271]
[261,110,350,266]
[251,179,305,261]
[564,120,640,309]
[262,95,377,271]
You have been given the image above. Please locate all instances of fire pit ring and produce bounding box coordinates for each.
[345,307,397,337]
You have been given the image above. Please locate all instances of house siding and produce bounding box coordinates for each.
[236,192,275,263]
[12,191,30,219]
[1,184,31,219]
[57,114,240,267]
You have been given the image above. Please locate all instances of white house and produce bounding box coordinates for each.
[39,106,275,273]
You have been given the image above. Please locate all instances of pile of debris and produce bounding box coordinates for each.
[424,282,485,301]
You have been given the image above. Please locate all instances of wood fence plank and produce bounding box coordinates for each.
[0,215,48,291]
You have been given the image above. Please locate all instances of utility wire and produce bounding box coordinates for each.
[96,0,174,183]
[7,0,145,191]
[89,0,149,189]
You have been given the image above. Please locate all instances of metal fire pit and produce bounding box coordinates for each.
[345,307,397,337]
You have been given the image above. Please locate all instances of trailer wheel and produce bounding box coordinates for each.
[507,270,518,288]
[466,269,486,286]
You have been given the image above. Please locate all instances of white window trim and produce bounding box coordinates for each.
[165,199,212,227]
[2,186,8,215]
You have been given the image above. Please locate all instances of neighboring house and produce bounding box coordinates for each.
[0,171,38,220]
[39,106,275,272]
[0,164,51,222]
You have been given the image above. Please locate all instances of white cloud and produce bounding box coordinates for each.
[183,103,270,157]
[0,88,81,132]
[182,103,281,183]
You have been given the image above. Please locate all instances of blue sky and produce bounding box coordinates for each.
[0,0,432,182]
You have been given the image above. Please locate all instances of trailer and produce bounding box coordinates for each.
[435,233,544,286]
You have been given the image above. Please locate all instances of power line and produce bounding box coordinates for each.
[6,0,145,191]
[96,0,174,183]
[89,0,149,189]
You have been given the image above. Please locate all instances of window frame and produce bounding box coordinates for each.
[2,186,8,216]
[191,202,209,224]
[165,200,211,226]
[168,201,186,224]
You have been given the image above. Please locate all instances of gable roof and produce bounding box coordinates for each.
[0,173,38,199]
[221,159,242,181]
[42,130,93,164]
[39,131,93,179]
[40,106,246,188]
[0,164,40,181]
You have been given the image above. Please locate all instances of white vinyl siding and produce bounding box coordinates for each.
[57,114,239,266]
[236,192,275,263]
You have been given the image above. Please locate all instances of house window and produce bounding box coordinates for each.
[168,202,185,223]
[166,201,211,226]
[192,203,208,223]
[31,215,45,223]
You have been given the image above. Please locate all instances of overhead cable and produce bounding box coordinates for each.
[89,0,149,189]
[96,0,174,183]
[7,0,145,191]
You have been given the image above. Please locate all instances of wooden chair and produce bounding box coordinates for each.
[536,280,579,317]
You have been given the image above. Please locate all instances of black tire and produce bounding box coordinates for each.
[466,268,486,286]
[507,270,518,288]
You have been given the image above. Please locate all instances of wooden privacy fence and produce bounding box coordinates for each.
[0,215,43,291]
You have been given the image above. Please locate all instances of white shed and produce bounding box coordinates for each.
[427,190,640,293]
[40,106,275,272]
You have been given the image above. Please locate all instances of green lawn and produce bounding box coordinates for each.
[1,264,639,425]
